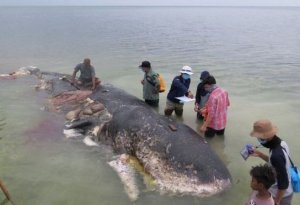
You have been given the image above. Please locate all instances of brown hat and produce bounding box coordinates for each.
[250,119,278,139]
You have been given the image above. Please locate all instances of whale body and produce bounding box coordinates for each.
[5,68,232,197]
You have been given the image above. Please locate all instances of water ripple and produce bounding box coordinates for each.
[0,108,6,141]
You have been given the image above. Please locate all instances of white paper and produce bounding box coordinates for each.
[175,96,195,103]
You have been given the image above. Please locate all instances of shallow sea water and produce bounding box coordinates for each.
[0,6,299,205]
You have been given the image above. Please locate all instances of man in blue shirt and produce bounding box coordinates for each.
[164,66,194,116]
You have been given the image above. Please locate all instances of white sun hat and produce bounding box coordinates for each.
[179,66,193,75]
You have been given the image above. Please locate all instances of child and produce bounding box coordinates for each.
[246,164,276,205]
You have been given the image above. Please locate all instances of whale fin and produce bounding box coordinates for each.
[108,154,139,201]
[63,129,84,138]
[83,136,99,147]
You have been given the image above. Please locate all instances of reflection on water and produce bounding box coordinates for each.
[0,111,5,133]
[205,135,230,167]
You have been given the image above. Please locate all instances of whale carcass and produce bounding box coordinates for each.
[6,68,232,199]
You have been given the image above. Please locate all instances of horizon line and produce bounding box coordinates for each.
[0,5,300,7]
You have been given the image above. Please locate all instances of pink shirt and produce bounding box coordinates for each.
[246,191,274,205]
[206,86,229,130]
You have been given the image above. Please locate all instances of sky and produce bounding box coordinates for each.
[0,0,300,6]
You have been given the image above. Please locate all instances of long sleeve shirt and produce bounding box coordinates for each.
[167,76,190,104]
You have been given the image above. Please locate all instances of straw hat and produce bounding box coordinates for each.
[250,119,278,139]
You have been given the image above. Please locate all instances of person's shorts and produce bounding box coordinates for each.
[205,127,225,138]
[79,78,92,85]
[165,100,183,111]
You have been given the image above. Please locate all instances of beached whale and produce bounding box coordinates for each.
[89,84,232,197]
[4,68,231,199]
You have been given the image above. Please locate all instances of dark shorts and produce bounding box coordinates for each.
[205,127,225,138]
[145,99,159,107]
[78,77,92,85]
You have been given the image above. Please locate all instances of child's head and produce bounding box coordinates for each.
[250,164,276,191]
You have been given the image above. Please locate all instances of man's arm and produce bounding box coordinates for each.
[271,153,289,204]
[71,70,78,84]
[227,91,230,107]
[200,111,212,132]
[200,97,214,132]
[92,76,96,90]
[195,84,201,104]
[0,178,11,201]
[274,189,286,205]
[251,149,269,162]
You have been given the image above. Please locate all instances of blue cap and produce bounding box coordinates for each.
[200,71,210,80]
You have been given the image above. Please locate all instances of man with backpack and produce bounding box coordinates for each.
[249,119,293,205]
[139,61,160,107]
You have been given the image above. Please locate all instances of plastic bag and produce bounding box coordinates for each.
[240,144,253,160]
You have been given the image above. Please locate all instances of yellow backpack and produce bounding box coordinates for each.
[157,74,166,93]
[146,73,166,93]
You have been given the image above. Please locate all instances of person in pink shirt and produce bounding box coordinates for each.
[246,164,276,205]
[200,76,230,137]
